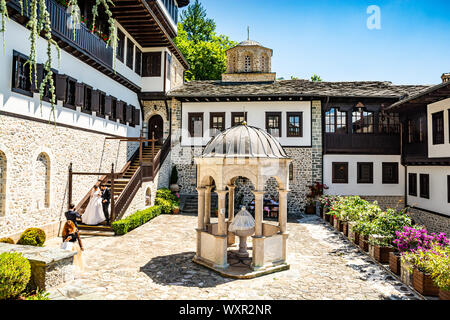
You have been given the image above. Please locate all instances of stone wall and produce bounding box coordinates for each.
[361,196,405,212]
[222,73,276,83]
[0,114,137,239]
[407,208,450,235]
[311,100,323,183]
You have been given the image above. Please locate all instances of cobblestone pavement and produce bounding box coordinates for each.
[47,215,420,300]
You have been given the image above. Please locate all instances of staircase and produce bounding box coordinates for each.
[181,194,218,215]
[75,142,166,236]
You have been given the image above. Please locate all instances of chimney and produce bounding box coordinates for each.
[442,73,450,83]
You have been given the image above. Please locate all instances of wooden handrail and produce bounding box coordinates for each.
[114,167,143,221]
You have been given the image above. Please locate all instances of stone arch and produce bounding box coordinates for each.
[0,150,6,217]
[35,152,51,209]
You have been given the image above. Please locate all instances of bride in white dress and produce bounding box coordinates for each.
[81,186,106,225]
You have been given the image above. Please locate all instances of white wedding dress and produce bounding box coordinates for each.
[82,190,106,225]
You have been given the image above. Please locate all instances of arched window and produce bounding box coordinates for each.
[145,187,152,207]
[352,107,374,134]
[325,108,347,133]
[35,153,50,209]
[244,55,252,72]
[261,55,268,72]
[0,151,6,216]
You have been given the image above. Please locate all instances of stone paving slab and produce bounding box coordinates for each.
[46,215,419,300]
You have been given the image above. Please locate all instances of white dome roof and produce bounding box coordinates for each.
[202,124,288,159]
[237,40,262,47]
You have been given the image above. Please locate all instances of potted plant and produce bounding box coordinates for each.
[305,182,328,215]
[172,205,180,215]
[305,198,316,215]
[369,235,393,264]
[169,165,180,193]
[348,222,360,245]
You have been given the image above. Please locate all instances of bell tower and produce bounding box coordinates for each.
[222,39,276,83]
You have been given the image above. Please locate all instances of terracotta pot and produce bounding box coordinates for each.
[412,268,439,297]
[359,234,369,252]
[172,208,180,215]
[439,289,450,300]
[342,221,348,237]
[370,245,393,264]
[389,252,401,275]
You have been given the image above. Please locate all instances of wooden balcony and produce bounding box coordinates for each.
[7,0,141,92]
[324,133,400,155]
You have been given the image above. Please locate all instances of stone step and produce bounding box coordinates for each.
[79,230,115,237]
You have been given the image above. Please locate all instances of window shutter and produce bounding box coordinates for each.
[56,74,67,101]
[91,90,100,113]
[126,105,134,124]
[116,101,124,122]
[134,108,141,126]
[105,96,113,117]
[75,83,85,108]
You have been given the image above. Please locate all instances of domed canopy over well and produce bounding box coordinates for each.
[202,124,288,159]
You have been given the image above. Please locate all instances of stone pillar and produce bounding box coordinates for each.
[216,190,228,236]
[204,186,213,226]
[253,191,265,237]
[227,185,236,246]
[196,187,206,258]
[278,190,288,234]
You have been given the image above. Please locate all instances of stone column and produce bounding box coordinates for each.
[204,186,213,226]
[216,190,228,236]
[253,191,265,237]
[195,187,206,259]
[227,185,236,246]
[278,190,289,234]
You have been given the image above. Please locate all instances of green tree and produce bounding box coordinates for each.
[311,74,323,82]
[175,1,237,81]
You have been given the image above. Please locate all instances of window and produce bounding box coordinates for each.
[325,108,347,134]
[382,163,399,184]
[432,111,444,145]
[357,162,373,184]
[244,55,252,72]
[142,52,162,77]
[210,112,225,136]
[35,153,50,209]
[408,173,417,196]
[289,163,294,181]
[166,53,172,80]
[419,174,430,199]
[352,108,374,133]
[135,47,142,76]
[117,29,125,63]
[65,78,76,108]
[261,55,268,72]
[231,112,247,127]
[408,116,426,143]
[99,91,106,117]
[266,112,282,137]
[332,162,348,184]
[0,151,6,217]
[188,113,203,137]
[287,112,303,137]
[12,51,32,96]
[126,38,134,69]
[379,113,400,134]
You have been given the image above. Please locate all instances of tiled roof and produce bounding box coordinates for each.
[168,80,430,99]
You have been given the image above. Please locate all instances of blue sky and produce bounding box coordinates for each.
[182,0,450,85]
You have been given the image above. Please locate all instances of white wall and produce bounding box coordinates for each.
[324,155,405,196]
[428,98,450,158]
[407,166,450,217]
[140,47,171,93]
[181,101,312,147]
[0,19,141,137]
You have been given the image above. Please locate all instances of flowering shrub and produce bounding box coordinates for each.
[319,195,341,210]
[307,182,328,199]
[393,226,449,254]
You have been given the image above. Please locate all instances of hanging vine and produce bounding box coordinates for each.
[0,0,8,51]
[91,0,117,70]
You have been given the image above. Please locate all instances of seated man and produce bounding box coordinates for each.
[65,204,82,227]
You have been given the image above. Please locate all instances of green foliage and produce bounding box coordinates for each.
[175,1,237,81]
[156,188,179,205]
[0,0,8,51]
[25,288,50,300]
[311,74,323,82]
[370,208,413,242]
[170,165,179,185]
[155,198,173,215]
[17,228,46,247]
[112,205,162,236]
[0,252,31,300]
[0,238,15,244]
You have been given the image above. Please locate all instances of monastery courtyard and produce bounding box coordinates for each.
[46,214,421,300]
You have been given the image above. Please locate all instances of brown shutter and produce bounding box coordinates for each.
[105,96,113,117]
[91,90,100,113]
[116,101,124,121]
[134,108,141,126]
[126,105,134,124]
[56,74,67,101]
[75,83,85,108]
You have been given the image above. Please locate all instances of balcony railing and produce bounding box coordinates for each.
[8,0,113,68]
[325,133,401,154]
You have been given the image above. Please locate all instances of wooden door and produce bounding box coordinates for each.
[148,115,164,145]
